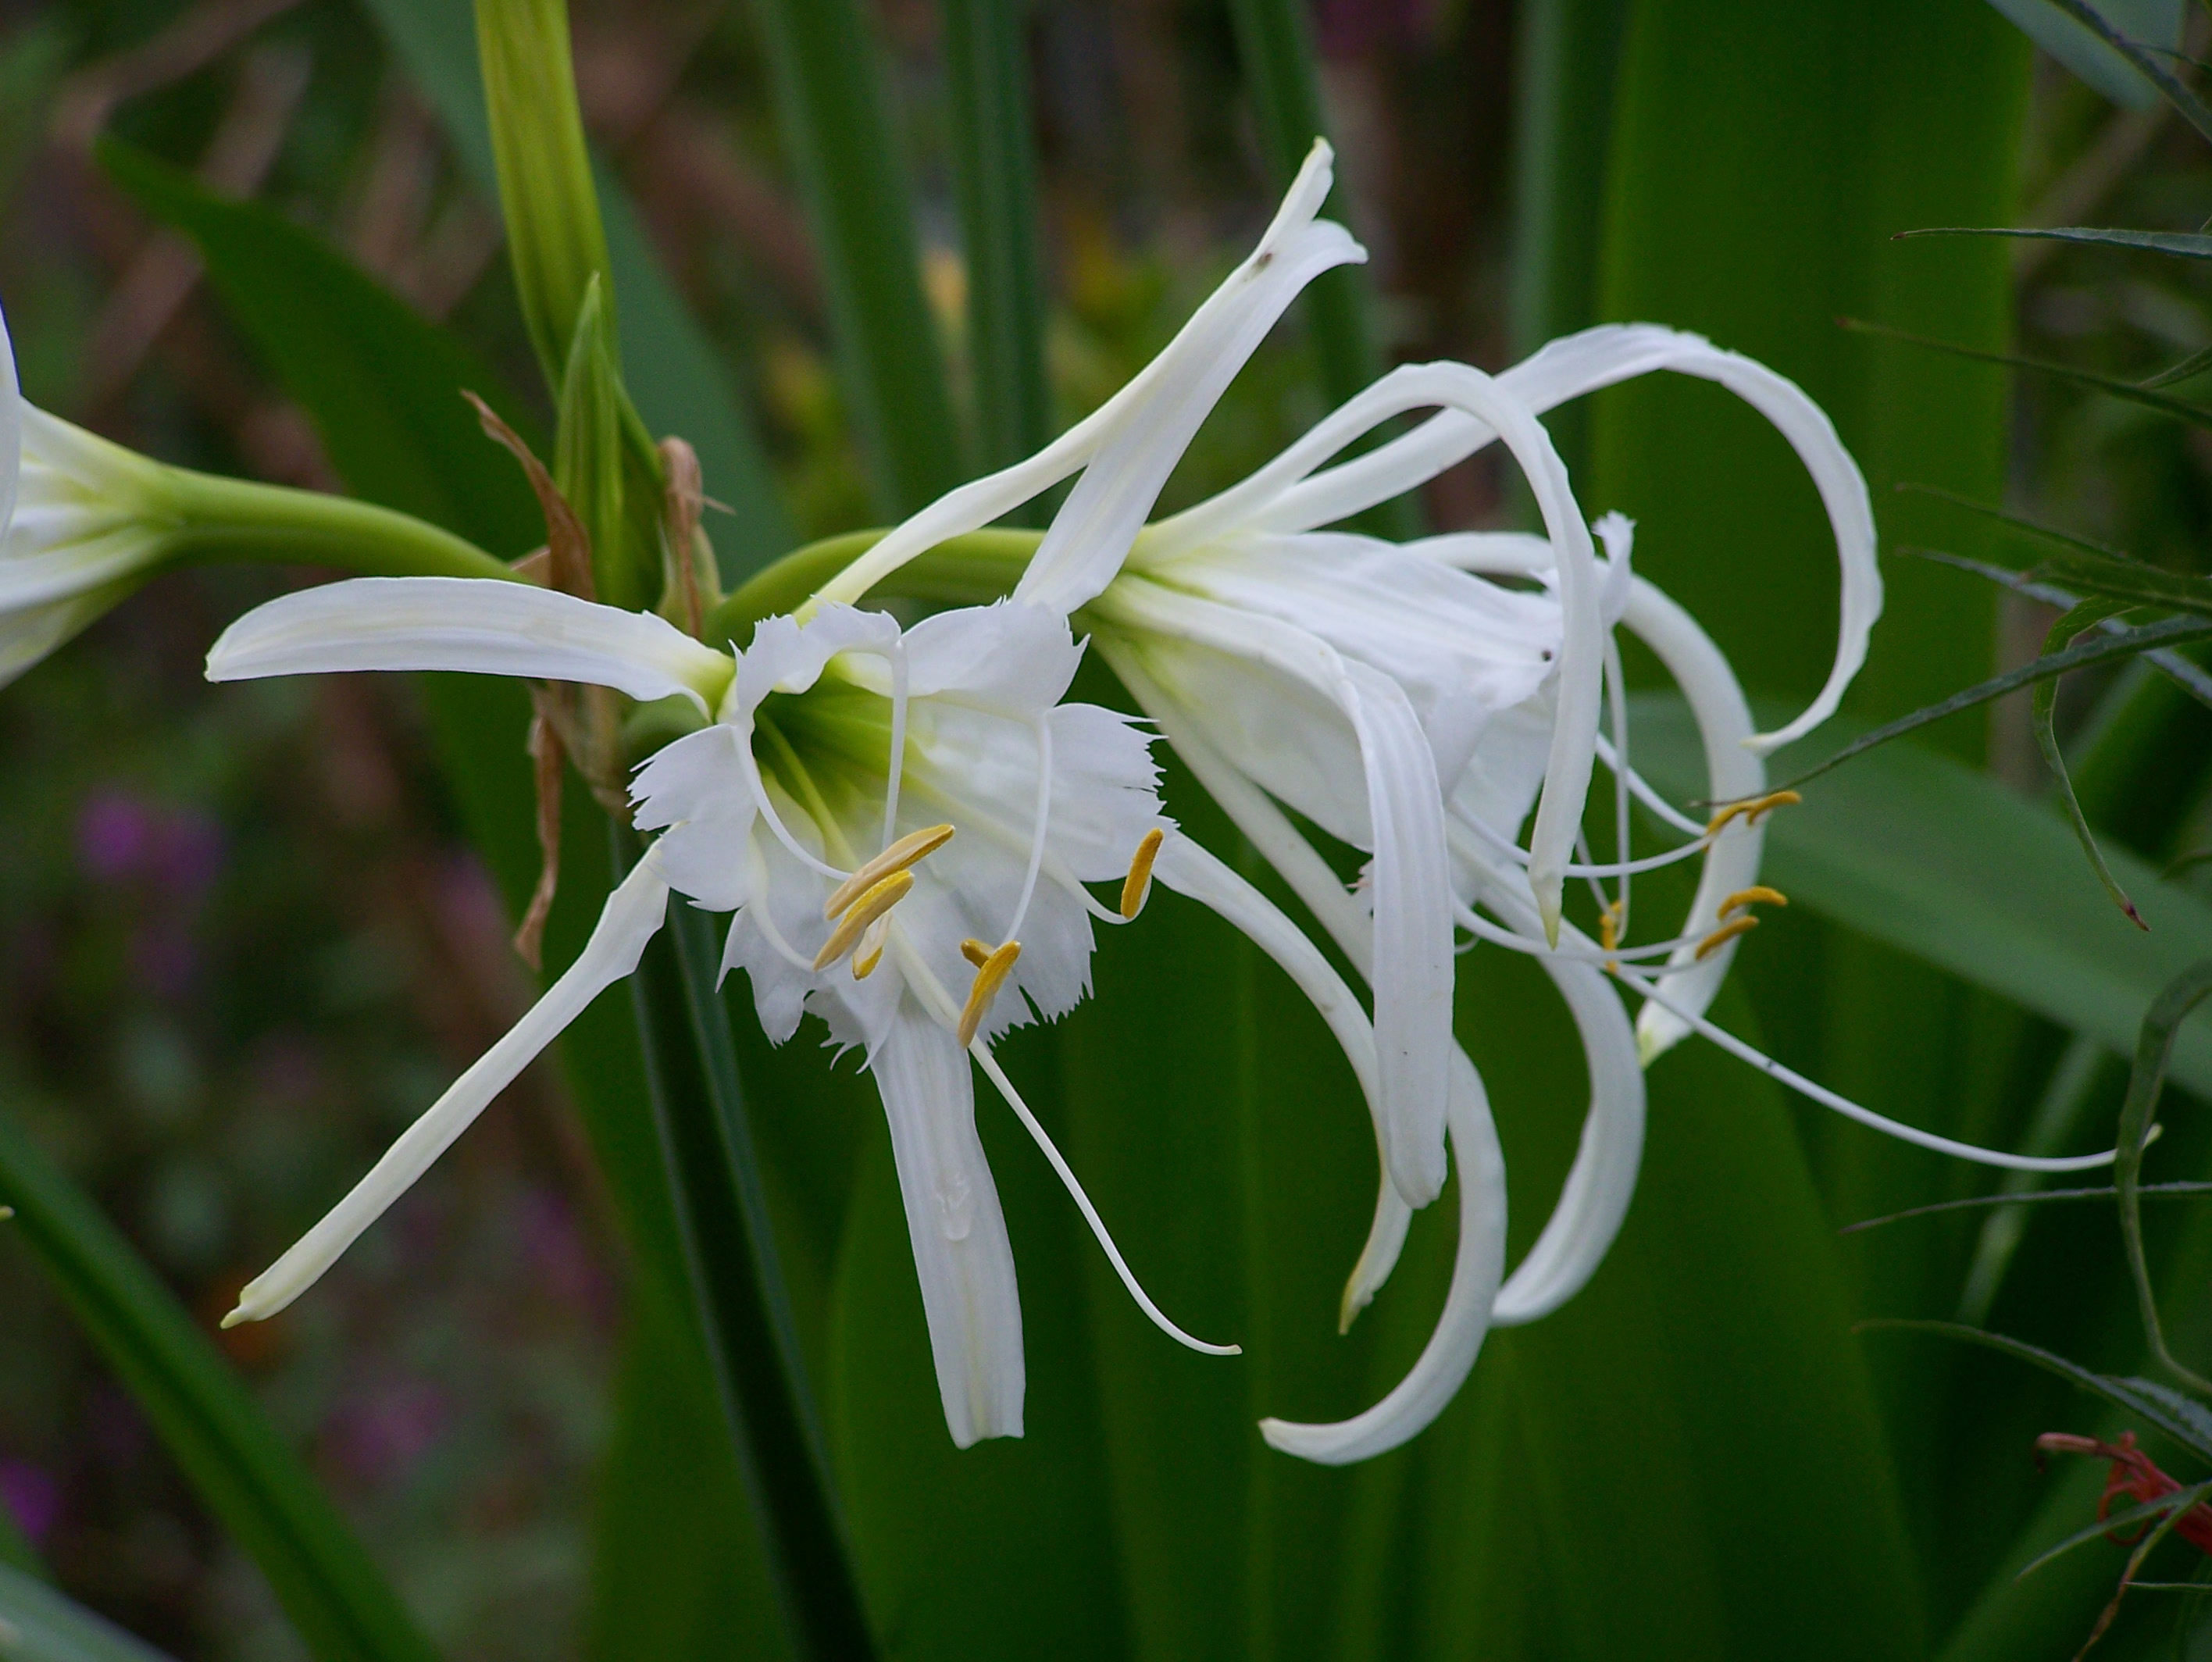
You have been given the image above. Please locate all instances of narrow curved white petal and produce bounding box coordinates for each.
[225,857,672,1325]
[1107,640,1426,1309]
[1210,328,1875,756]
[870,1002,1025,1447]
[0,299,20,539]
[1097,586,1454,1205]
[1260,1044,1507,1464]
[816,141,1362,613]
[208,577,735,713]
[1151,834,1398,1265]
[0,581,135,691]
[1488,939,1645,1325]
[1138,362,1604,940]
[1619,576,1765,1062]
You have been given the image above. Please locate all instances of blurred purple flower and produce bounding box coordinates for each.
[326,1378,448,1486]
[77,790,155,883]
[0,1459,60,1544]
[517,1187,611,1321]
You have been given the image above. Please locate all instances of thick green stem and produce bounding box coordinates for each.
[625,830,879,1660]
[162,469,519,583]
[708,525,1042,644]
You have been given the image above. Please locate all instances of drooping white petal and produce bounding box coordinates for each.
[0,580,136,691]
[1618,576,1765,1062]
[1487,933,1645,1326]
[814,141,1363,614]
[869,1000,1026,1447]
[1137,362,1604,941]
[224,856,673,1326]
[1260,1043,1507,1464]
[1095,583,1454,1206]
[208,577,734,714]
[1211,326,1876,757]
[0,298,19,539]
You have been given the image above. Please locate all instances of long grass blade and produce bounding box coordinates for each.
[1897,225,2212,260]
[2036,599,2150,926]
[940,0,1050,489]
[1901,547,2212,708]
[1840,1180,2212,1235]
[1779,615,2212,791]
[745,0,963,515]
[0,1111,441,1662]
[1842,317,2212,430]
[2044,0,2212,145]
[625,839,879,1662]
[1864,1320,2212,1462]
[2116,961,2212,1396]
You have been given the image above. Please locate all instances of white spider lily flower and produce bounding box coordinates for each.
[0,309,174,687]
[1093,341,2128,1465]
[0,304,516,691]
[202,576,1397,1448]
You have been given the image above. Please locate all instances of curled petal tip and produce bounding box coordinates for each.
[1634,1018,1672,1070]
[1538,892,1562,950]
[219,1306,250,1330]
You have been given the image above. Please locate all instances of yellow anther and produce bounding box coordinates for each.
[1694,914,1760,961]
[1121,828,1166,919]
[851,913,894,980]
[1597,900,1623,972]
[1704,789,1802,837]
[1719,885,1789,920]
[961,937,992,968]
[825,823,954,919]
[956,940,1023,1047]
[813,870,914,970]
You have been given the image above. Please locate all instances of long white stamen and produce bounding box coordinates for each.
[740,829,826,975]
[1451,899,1736,969]
[736,721,850,883]
[1593,734,1709,838]
[969,1042,1241,1357]
[1004,714,1053,944]
[1620,970,2125,1172]
[1604,627,1631,937]
[1451,797,1713,879]
[882,636,910,848]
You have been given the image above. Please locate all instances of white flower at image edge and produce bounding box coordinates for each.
[0,304,177,687]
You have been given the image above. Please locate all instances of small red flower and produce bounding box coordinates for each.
[2038,1432,2212,1555]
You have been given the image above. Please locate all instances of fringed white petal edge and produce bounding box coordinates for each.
[224,856,672,1326]
[1259,1044,1507,1464]
[208,576,735,714]
[870,1000,1026,1446]
[815,140,1362,615]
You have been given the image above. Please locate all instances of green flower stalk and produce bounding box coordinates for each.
[0,303,512,687]
[474,0,612,389]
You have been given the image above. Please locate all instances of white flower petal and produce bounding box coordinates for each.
[1138,362,1604,940]
[1096,583,1454,1205]
[1260,1043,1507,1464]
[1218,327,1876,756]
[731,603,901,716]
[0,299,18,539]
[1619,577,1766,1062]
[225,857,672,1325]
[869,1001,1025,1447]
[815,141,1362,614]
[0,581,136,691]
[208,577,734,713]
[1484,897,1646,1327]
